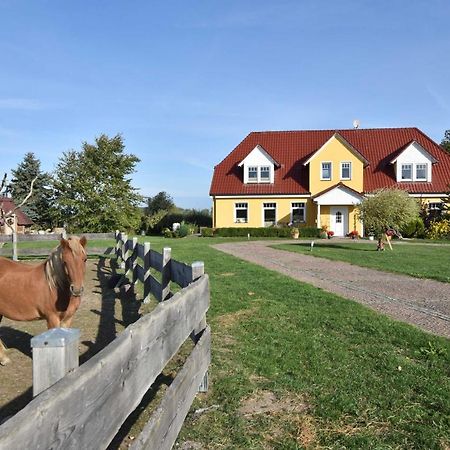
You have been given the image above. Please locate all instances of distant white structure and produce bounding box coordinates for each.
[172,222,181,232]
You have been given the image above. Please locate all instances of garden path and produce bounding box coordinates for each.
[213,240,450,339]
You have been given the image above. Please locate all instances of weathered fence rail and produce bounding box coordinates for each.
[0,232,210,450]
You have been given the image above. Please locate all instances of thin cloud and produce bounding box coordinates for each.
[0,98,45,111]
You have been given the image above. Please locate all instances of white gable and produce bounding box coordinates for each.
[391,141,437,165]
[238,145,278,184]
[314,185,363,206]
[391,141,435,182]
[238,145,277,167]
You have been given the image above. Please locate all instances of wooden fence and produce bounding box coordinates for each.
[0,232,210,450]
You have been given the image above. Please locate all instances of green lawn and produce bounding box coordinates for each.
[133,236,449,449]
[272,240,450,283]
[7,235,450,448]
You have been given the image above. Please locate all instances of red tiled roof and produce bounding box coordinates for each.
[210,128,450,196]
[0,197,34,225]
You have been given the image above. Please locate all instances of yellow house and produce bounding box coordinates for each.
[210,128,450,236]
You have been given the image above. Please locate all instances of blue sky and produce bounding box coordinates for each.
[1,1,449,209]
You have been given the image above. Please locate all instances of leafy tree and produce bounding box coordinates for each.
[146,191,175,215]
[357,188,420,241]
[52,134,143,232]
[441,130,450,154]
[9,152,53,228]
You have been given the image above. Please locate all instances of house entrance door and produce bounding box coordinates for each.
[330,206,348,237]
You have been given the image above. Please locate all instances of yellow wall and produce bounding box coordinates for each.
[213,197,314,228]
[308,136,364,195]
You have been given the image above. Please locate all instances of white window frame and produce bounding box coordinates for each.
[401,163,413,181]
[262,202,277,227]
[291,202,306,223]
[259,166,271,182]
[321,162,332,181]
[340,161,352,180]
[234,202,248,223]
[415,163,427,181]
[428,202,443,211]
[248,166,258,183]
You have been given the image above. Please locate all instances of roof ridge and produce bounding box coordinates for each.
[249,127,419,134]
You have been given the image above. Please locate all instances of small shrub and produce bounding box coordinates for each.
[178,223,189,238]
[426,219,450,240]
[401,218,425,238]
[162,228,173,238]
[201,227,214,237]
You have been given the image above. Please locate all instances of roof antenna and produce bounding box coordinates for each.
[353,119,360,129]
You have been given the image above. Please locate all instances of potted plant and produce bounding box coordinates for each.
[348,230,359,240]
[327,230,334,239]
[320,225,328,239]
[290,227,300,239]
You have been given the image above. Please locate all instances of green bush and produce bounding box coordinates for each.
[178,223,189,238]
[215,227,292,238]
[201,227,214,237]
[298,226,322,237]
[426,219,450,240]
[162,228,173,238]
[401,218,425,238]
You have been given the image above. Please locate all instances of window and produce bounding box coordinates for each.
[291,202,306,223]
[321,162,332,180]
[246,165,272,183]
[235,203,248,223]
[335,211,342,223]
[248,166,258,182]
[341,162,351,180]
[401,164,412,180]
[429,202,443,211]
[263,202,276,227]
[416,164,427,180]
[260,166,270,182]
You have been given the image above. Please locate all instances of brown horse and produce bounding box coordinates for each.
[0,236,87,365]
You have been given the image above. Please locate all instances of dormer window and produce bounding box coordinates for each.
[247,165,272,183]
[248,166,258,182]
[416,164,427,180]
[260,166,270,182]
[401,164,412,180]
[238,144,279,184]
[391,141,436,183]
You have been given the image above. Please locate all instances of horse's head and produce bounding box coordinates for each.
[60,236,88,297]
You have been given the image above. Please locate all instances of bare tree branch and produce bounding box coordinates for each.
[0,173,7,194]
[0,176,37,220]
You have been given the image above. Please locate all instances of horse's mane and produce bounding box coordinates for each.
[45,237,86,291]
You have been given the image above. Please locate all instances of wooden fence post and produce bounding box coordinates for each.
[30,328,80,397]
[120,233,128,270]
[143,242,151,303]
[128,237,138,283]
[161,247,171,301]
[190,261,208,392]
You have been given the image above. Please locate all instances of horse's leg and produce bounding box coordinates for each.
[0,315,11,366]
[60,297,81,328]
[46,314,61,329]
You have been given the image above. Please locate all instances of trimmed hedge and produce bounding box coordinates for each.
[212,226,321,238]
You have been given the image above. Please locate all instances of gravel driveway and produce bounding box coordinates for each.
[213,240,450,339]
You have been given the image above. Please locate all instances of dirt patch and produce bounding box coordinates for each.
[239,390,309,417]
[215,305,259,330]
